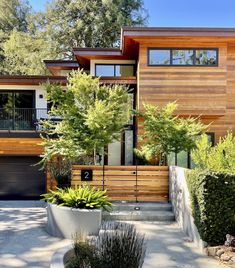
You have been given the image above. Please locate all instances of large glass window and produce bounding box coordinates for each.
[0,91,35,130]
[148,48,218,66]
[95,64,135,77]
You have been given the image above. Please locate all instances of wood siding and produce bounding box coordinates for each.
[0,138,43,155]
[71,165,169,202]
[137,38,235,142]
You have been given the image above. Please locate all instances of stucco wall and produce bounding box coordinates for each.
[169,166,207,250]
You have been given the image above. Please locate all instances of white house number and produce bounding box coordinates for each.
[81,170,93,181]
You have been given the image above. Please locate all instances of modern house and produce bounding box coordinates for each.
[0,27,235,199]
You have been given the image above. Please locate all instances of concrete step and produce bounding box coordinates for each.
[102,210,175,221]
[111,202,172,212]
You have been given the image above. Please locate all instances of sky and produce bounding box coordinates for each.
[29,0,235,28]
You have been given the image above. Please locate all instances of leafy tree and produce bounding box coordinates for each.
[135,102,207,165]
[38,0,148,58]
[0,0,33,74]
[41,70,131,165]
[0,0,31,33]
[2,30,57,75]
[191,131,235,173]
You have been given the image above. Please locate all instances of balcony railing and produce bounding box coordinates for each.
[0,108,48,131]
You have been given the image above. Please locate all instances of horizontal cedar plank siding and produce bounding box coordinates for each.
[137,38,235,142]
[0,138,43,155]
[138,41,227,117]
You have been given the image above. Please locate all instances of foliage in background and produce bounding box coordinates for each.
[47,158,72,188]
[2,30,57,75]
[40,70,131,165]
[135,102,207,165]
[191,132,235,173]
[41,185,112,212]
[0,0,147,74]
[38,0,147,57]
[187,170,235,245]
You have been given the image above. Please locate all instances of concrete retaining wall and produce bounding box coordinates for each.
[169,166,207,250]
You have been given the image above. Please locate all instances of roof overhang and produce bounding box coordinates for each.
[73,48,134,69]
[0,75,67,86]
[44,60,79,75]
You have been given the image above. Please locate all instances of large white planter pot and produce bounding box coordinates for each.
[46,203,102,239]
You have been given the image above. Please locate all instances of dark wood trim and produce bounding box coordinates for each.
[98,76,137,85]
[0,132,41,138]
[0,76,67,85]
[0,76,135,86]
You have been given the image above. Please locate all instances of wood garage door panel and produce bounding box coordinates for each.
[0,156,46,200]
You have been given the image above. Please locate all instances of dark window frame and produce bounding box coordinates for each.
[147,48,219,67]
[95,64,136,77]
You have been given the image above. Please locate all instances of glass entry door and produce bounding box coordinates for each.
[0,91,35,130]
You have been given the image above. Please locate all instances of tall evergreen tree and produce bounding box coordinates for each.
[0,0,148,74]
[0,0,30,33]
[38,0,148,58]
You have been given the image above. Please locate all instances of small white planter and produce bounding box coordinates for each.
[46,203,102,239]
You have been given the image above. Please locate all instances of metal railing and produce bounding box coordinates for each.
[0,108,48,131]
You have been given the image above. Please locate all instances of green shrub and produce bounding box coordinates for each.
[94,221,146,268]
[41,185,112,212]
[191,132,235,173]
[65,240,100,268]
[187,170,235,245]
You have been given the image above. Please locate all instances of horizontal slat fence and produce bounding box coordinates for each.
[72,165,169,202]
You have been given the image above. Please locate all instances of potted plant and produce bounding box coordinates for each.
[41,185,112,239]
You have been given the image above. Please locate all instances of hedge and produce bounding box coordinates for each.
[187,170,235,245]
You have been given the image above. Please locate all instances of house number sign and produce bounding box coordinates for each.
[81,170,93,181]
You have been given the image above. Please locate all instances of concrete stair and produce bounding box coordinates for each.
[102,202,175,221]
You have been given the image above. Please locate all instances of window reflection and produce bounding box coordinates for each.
[149,50,170,65]
[148,48,218,66]
[196,50,217,65]
[95,64,135,77]
[95,65,115,76]
[172,50,194,65]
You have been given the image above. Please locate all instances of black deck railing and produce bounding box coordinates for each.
[0,108,48,131]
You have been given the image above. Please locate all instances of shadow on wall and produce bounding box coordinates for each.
[169,166,206,250]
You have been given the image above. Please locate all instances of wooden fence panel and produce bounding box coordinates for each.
[71,165,169,202]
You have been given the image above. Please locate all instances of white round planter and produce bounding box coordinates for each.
[46,203,102,239]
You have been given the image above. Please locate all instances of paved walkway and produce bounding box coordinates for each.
[0,201,70,268]
[0,201,224,268]
[133,221,225,268]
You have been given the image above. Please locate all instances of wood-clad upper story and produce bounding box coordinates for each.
[73,27,235,141]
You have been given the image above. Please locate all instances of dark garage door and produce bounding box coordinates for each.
[0,156,46,200]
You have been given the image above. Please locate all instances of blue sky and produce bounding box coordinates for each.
[29,0,235,27]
